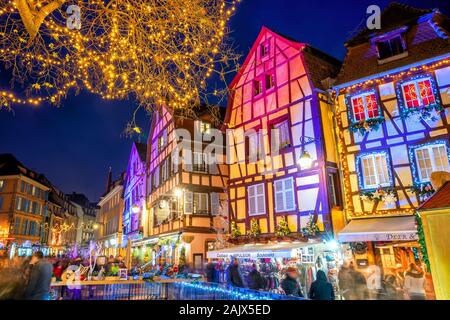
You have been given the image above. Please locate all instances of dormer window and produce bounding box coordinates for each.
[200,121,211,135]
[376,35,405,60]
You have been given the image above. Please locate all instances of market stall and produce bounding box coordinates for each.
[207,240,349,298]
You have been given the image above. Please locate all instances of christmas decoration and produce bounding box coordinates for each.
[246,219,261,238]
[349,117,385,136]
[415,212,431,273]
[360,187,397,205]
[410,183,435,202]
[230,221,241,239]
[301,213,320,238]
[274,217,290,237]
[0,0,240,114]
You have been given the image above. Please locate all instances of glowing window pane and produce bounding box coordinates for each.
[352,97,366,121]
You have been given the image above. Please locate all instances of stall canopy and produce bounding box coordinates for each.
[207,241,320,259]
[338,216,418,243]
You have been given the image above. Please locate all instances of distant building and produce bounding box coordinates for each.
[96,170,125,257]
[68,193,97,247]
[0,154,50,257]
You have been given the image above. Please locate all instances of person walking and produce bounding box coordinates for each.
[367,265,383,300]
[352,267,369,300]
[281,267,304,298]
[24,251,53,300]
[226,258,244,288]
[338,260,355,300]
[247,264,266,291]
[404,263,426,300]
[309,270,335,300]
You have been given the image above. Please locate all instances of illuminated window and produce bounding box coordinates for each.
[360,153,391,189]
[414,143,450,182]
[401,78,436,109]
[350,92,379,122]
[248,183,266,216]
[0,180,5,191]
[274,177,295,212]
[200,121,211,134]
[253,80,262,96]
[193,193,208,215]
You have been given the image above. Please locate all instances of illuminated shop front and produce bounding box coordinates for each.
[207,240,350,299]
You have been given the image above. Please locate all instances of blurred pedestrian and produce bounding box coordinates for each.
[247,264,265,290]
[404,263,426,300]
[281,267,304,297]
[226,258,244,288]
[367,265,383,300]
[309,270,335,300]
[24,251,53,300]
[338,259,355,300]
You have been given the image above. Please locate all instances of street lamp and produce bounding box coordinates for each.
[132,205,141,214]
[297,136,316,170]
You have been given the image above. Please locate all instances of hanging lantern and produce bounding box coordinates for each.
[297,150,313,170]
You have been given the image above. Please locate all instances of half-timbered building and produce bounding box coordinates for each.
[131,106,228,270]
[334,4,450,278]
[224,27,343,241]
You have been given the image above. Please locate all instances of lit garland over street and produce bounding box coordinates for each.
[0,0,240,114]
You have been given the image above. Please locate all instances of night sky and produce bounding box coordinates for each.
[0,0,448,202]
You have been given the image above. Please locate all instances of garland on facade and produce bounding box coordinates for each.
[301,213,320,238]
[246,219,261,238]
[400,104,444,122]
[274,217,291,237]
[415,212,431,273]
[349,116,385,136]
[230,221,241,239]
[360,187,397,206]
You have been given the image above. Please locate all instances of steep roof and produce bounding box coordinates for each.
[134,142,147,163]
[335,3,450,86]
[419,181,450,210]
[0,153,50,187]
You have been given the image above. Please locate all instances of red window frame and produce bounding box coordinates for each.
[401,78,436,109]
[350,92,379,122]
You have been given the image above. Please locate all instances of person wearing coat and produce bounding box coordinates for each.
[226,258,244,288]
[246,264,266,290]
[309,270,335,300]
[281,267,304,297]
[24,251,53,300]
[404,263,426,300]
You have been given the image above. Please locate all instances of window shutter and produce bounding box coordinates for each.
[256,184,265,214]
[248,186,255,215]
[211,193,220,215]
[184,192,193,215]
[274,180,284,212]
[285,178,295,211]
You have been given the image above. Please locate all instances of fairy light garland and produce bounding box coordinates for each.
[0,0,241,112]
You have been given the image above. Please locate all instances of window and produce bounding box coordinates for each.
[14,217,21,235]
[273,121,291,150]
[253,80,262,96]
[414,143,450,182]
[401,78,436,109]
[0,196,3,210]
[193,152,208,173]
[161,159,169,182]
[153,167,160,187]
[260,42,269,58]
[274,178,296,212]
[328,172,341,207]
[0,180,5,191]
[247,131,265,160]
[265,73,275,90]
[200,121,211,135]
[350,92,379,122]
[193,193,208,215]
[247,183,266,216]
[376,35,405,60]
[360,153,391,189]
[158,129,168,151]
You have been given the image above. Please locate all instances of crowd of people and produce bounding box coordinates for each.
[205,258,429,300]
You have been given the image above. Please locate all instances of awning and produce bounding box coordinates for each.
[207,241,321,259]
[338,216,418,243]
